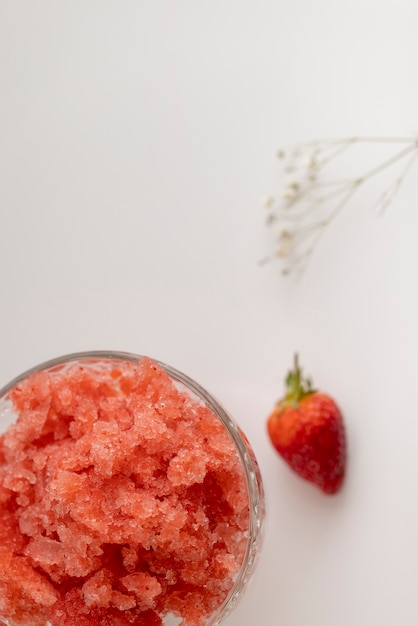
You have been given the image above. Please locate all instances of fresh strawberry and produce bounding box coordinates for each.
[267,355,346,494]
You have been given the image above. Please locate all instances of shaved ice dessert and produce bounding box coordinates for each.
[0,353,263,626]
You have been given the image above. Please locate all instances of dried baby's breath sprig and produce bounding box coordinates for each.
[261,136,418,275]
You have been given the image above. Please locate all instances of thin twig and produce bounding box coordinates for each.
[262,136,418,275]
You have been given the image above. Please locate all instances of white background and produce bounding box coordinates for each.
[1,2,418,625]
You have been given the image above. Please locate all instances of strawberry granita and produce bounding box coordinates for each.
[0,354,262,626]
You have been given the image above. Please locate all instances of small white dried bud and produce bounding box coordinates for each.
[276,229,294,257]
[281,179,300,201]
[261,196,274,208]
[305,154,318,170]
[276,149,286,160]
[281,189,294,201]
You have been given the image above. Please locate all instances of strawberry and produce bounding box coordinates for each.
[267,355,346,494]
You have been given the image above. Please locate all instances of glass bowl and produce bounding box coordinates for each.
[0,351,264,626]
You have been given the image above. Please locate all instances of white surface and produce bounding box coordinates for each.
[1,1,418,625]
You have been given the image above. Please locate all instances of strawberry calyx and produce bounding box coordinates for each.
[282,354,316,408]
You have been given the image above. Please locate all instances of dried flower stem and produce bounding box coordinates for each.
[262,136,418,275]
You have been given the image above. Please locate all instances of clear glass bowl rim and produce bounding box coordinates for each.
[0,350,265,626]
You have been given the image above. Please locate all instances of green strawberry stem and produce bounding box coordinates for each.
[284,354,315,407]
